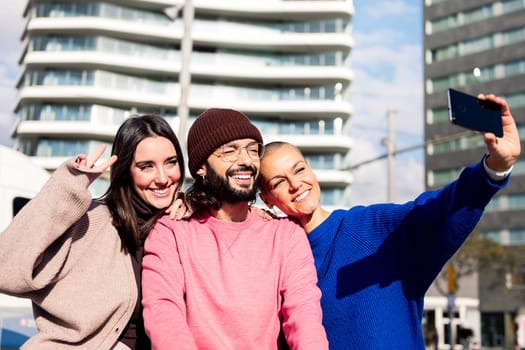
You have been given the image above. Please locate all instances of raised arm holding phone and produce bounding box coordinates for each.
[257,93,520,349]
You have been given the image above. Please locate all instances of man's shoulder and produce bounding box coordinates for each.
[253,213,302,232]
[155,214,198,230]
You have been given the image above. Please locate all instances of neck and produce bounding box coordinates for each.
[210,201,251,222]
[302,207,330,233]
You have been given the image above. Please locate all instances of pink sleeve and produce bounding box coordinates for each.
[280,223,329,350]
[141,219,198,350]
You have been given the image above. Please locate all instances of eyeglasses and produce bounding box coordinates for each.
[217,142,265,162]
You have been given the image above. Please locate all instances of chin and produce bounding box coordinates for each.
[301,202,317,214]
[149,197,172,210]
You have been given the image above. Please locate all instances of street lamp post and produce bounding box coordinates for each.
[165,0,194,156]
[381,108,397,203]
[178,0,193,156]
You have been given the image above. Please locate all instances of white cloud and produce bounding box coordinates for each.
[352,44,423,137]
[348,139,424,206]
[396,154,425,202]
[354,29,406,47]
[348,137,386,204]
[348,132,424,206]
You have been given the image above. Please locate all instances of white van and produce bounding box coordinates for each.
[0,145,49,348]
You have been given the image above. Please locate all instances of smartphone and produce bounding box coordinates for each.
[447,88,503,137]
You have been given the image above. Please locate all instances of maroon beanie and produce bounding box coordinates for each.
[187,108,263,178]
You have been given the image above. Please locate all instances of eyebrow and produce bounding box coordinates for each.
[267,160,305,182]
[134,155,178,165]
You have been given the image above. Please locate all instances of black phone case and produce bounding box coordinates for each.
[447,88,503,137]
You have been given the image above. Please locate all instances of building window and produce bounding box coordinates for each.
[481,230,502,243]
[304,153,345,170]
[481,312,505,347]
[426,108,449,124]
[427,167,462,187]
[505,59,525,76]
[425,0,449,6]
[486,192,525,212]
[320,187,345,206]
[462,36,494,56]
[504,91,525,108]
[253,119,340,137]
[508,194,525,210]
[430,133,484,155]
[25,69,94,87]
[501,27,525,46]
[430,26,525,63]
[501,0,525,13]
[428,2,524,34]
[34,2,170,25]
[34,139,111,158]
[509,228,525,245]
[463,5,492,25]
[512,158,525,175]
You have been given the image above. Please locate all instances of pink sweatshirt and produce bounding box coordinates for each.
[142,211,328,350]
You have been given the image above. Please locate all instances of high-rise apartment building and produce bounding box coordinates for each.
[12,0,354,205]
[424,1,525,348]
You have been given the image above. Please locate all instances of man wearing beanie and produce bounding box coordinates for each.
[142,108,328,349]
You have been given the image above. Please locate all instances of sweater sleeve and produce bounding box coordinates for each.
[406,159,507,292]
[0,159,95,294]
[279,221,329,350]
[142,218,198,350]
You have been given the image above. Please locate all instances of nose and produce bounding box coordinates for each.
[288,177,301,192]
[155,168,168,184]
[237,147,253,163]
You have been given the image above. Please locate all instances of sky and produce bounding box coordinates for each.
[0,0,424,206]
[0,2,26,147]
[349,0,424,205]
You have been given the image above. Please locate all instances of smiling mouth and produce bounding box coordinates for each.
[232,174,252,181]
[293,190,310,202]
[151,187,170,196]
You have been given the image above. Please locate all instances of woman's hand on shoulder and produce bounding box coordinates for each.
[250,205,276,221]
[166,192,193,220]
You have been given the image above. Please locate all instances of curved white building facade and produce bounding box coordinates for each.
[13,0,354,205]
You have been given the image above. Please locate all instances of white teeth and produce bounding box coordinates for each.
[233,174,251,179]
[153,188,169,195]
[294,190,309,202]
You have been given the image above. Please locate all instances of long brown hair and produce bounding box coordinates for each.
[101,114,185,251]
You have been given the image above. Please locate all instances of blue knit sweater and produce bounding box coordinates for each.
[307,160,507,349]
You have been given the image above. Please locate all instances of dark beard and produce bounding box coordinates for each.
[205,164,258,203]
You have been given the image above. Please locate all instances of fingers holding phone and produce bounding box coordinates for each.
[447,88,503,137]
[448,89,520,171]
[474,93,520,171]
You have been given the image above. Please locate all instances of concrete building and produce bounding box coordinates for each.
[424,1,525,349]
[12,0,354,204]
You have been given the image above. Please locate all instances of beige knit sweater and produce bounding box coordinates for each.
[0,160,137,349]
